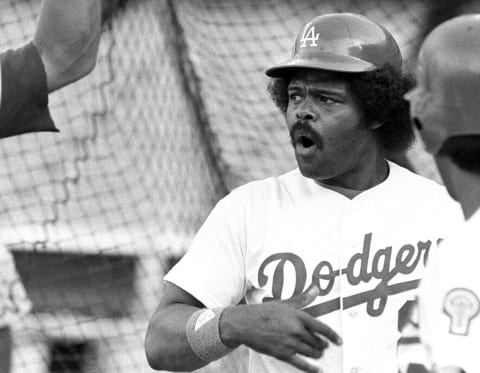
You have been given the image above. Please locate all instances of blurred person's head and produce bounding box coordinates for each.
[406,14,480,216]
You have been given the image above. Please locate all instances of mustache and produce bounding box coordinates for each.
[289,121,322,147]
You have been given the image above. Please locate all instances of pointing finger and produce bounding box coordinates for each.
[302,315,343,346]
[285,353,322,373]
[284,284,321,309]
[301,329,329,352]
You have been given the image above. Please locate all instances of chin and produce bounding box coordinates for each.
[297,162,331,181]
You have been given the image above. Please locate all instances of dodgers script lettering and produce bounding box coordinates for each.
[258,233,434,317]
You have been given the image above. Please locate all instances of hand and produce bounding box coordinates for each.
[220,284,342,373]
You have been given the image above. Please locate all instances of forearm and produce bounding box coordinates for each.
[145,304,210,372]
[33,0,101,92]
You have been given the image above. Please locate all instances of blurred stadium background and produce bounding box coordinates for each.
[1,0,479,372]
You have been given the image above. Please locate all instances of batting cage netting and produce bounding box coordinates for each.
[1,0,478,372]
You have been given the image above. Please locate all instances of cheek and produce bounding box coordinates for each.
[319,116,366,154]
[318,115,358,140]
[285,107,296,130]
[324,130,354,156]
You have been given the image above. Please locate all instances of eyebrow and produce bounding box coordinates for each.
[288,84,345,97]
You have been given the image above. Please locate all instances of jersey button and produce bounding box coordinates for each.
[350,367,359,373]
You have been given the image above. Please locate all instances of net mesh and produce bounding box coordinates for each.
[1,0,479,371]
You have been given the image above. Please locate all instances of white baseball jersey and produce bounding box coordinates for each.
[0,245,31,328]
[165,161,463,373]
[417,208,480,373]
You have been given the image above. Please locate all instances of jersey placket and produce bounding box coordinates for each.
[338,196,364,373]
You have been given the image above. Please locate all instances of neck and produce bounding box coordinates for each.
[319,149,388,191]
[453,174,480,219]
[437,156,480,219]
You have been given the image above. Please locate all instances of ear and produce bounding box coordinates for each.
[369,121,382,130]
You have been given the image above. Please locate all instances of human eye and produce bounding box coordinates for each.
[288,91,302,103]
[317,94,338,104]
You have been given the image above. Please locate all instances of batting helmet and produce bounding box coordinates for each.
[406,14,480,155]
[265,13,402,77]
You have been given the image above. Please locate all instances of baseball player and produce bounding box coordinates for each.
[145,13,463,373]
[0,1,101,371]
[404,14,480,373]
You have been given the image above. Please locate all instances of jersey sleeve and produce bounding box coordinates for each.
[0,42,58,138]
[164,191,247,308]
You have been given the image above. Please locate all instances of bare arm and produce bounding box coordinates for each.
[145,283,210,372]
[33,0,102,93]
[145,283,342,373]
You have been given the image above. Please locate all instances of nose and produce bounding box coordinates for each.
[295,105,317,122]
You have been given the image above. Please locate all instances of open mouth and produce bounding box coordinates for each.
[292,129,321,157]
[290,122,323,158]
[298,135,315,148]
[294,127,319,146]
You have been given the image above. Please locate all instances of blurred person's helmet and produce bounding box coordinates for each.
[406,14,480,154]
[265,12,402,77]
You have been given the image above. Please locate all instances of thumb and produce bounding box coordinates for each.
[284,284,321,309]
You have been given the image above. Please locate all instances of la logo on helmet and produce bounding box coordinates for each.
[300,22,319,47]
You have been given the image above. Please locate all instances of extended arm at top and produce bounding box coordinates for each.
[33,0,102,93]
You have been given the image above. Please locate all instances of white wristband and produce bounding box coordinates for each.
[186,308,234,362]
